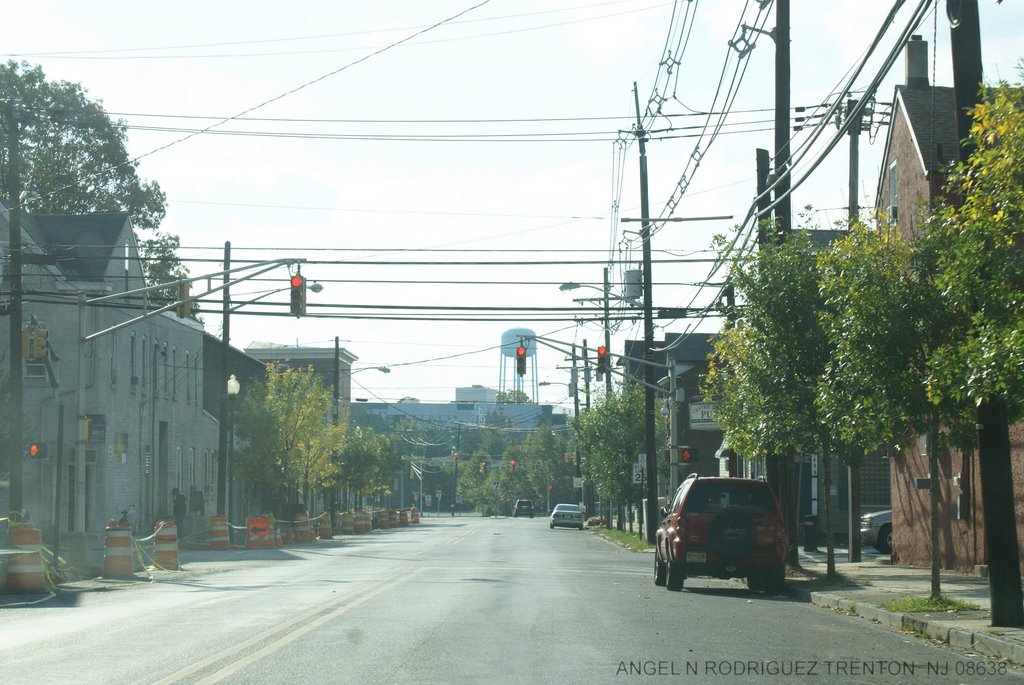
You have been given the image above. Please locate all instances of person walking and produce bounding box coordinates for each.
[171,487,188,540]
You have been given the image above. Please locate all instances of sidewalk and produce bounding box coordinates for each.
[788,545,1024,666]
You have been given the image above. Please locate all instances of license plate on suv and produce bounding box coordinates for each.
[686,551,707,563]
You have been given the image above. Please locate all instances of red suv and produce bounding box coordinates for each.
[655,475,787,594]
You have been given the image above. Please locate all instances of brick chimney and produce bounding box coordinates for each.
[905,35,929,89]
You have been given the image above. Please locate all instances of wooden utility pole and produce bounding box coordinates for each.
[216,241,231,515]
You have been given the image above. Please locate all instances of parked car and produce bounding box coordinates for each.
[549,503,584,530]
[860,509,892,553]
[655,475,787,594]
[512,499,535,518]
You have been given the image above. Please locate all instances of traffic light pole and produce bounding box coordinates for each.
[6,104,24,517]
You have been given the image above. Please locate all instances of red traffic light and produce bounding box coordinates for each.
[596,345,606,356]
[28,442,46,459]
[547,485,553,491]
[516,346,526,357]
[290,275,303,288]
[510,460,517,471]
[453,452,459,461]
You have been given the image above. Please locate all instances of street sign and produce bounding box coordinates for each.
[632,464,644,484]
[435,489,442,499]
[637,453,645,466]
[424,495,432,507]
[573,477,583,489]
[689,401,720,430]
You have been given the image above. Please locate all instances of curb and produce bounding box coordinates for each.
[788,586,1024,666]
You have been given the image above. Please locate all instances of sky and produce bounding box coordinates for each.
[7,0,1024,411]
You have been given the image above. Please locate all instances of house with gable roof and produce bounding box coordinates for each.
[874,36,1024,573]
[2,204,223,541]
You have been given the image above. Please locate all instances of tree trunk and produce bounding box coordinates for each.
[976,397,1024,626]
[928,423,942,600]
[821,437,836,578]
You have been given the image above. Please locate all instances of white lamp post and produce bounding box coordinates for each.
[226,374,240,519]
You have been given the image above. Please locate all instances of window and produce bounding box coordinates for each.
[888,160,899,221]
[130,333,137,390]
[141,336,147,388]
[163,343,169,397]
[189,447,196,488]
[175,446,183,489]
[185,351,191,404]
[109,332,117,386]
[172,346,177,400]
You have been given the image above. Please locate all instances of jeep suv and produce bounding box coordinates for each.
[512,499,535,518]
[655,475,787,594]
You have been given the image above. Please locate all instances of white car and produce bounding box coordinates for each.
[549,503,584,530]
[860,509,892,553]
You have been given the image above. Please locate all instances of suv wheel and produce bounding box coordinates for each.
[654,555,667,586]
[666,561,685,591]
[746,573,765,592]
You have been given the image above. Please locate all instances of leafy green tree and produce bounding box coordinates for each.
[705,229,836,572]
[0,61,186,304]
[496,389,531,404]
[922,77,1024,626]
[573,384,647,527]
[339,426,400,507]
[234,365,344,511]
[818,223,974,595]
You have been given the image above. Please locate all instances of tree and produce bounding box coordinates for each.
[818,223,975,595]
[573,384,649,529]
[0,61,186,303]
[234,365,344,514]
[705,229,837,573]
[496,389,531,404]
[338,426,400,507]
[922,77,1024,626]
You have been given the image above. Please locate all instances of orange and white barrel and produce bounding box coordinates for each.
[340,512,355,535]
[104,522,134,577]
[154,521,179,570]
[354,511,371,534]
[274,526,282,548]
[410,506,420,524]
[399,510,409,527]
[379,510,391,529]
[7,523,45,592]
[210,514,230,551]
[295,512,314,542]
[319,514,333,540]
[388,510,399,528]
[247,516,272,549]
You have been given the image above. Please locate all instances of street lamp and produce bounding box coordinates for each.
[226,374,240,519]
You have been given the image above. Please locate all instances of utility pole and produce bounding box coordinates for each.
[846,98,863,564]
[5,104,24,517]
[216,241,230,515]
[755,148,771,243]
[632,82,659,545]
[602,267,612,394]
[948,0,1023,627]
[774,0,791,236]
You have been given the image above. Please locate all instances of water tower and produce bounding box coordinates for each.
[499,328,538,402]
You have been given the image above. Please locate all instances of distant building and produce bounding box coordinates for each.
[244,341,357,421]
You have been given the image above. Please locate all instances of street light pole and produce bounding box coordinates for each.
[226,374,240,520]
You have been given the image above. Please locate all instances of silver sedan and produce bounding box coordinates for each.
[549,503,585,530]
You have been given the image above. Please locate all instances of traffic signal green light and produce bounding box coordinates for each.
[515,345,527,376]
[290,274,307,317]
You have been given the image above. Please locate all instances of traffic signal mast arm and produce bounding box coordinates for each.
[80,258,305,343]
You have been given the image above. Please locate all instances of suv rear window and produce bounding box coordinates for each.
[685,481,776,515]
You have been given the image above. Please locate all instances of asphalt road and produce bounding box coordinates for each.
[1,516,1022,684]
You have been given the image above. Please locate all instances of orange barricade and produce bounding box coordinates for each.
[379,510,391,529]
[7,522,45,592]
[340,512,355,535]
[104,522,134,577]
[388,510,399,528]
[319,514,333,540]
[399,510,409,527]
[154,521,179,570]
[354,511,371,534]
[210,514,230,551]
[274,525,282,548]
[410,506,420,524]
[295,512,315,542]
[247,516,272,549]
